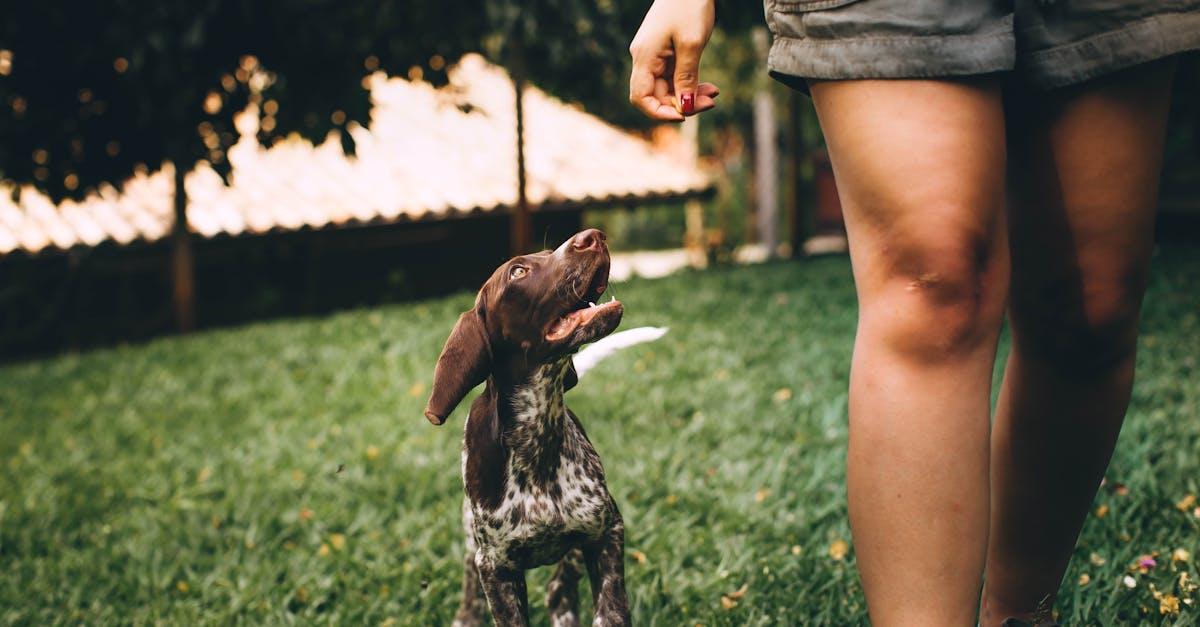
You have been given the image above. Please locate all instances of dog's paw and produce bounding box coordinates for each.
[549,611,580,627]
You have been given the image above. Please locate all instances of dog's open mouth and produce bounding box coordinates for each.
[546,299,621,341]
[546,273,619,342]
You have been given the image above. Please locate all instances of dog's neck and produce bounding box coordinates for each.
[495,356,572,480]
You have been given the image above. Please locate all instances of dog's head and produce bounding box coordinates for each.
[423,229,623,425]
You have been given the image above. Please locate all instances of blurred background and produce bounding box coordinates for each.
[1,2,1198,359]
[2,2,1200,355]
[3,4,1200,625]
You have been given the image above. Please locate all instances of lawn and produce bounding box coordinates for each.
[1,248,1198,626]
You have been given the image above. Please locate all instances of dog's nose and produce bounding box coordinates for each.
[571,229,606,252]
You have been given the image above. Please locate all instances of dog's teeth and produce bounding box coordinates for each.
[588,301,596,307]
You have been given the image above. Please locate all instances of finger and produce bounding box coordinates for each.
[654,77,684,115]
[630,52,683,120]
[697,82,720,98]
[639,74,684,121]
[671,36,705,115]
[639,95,685,121]
[630,66,672,120]
[691,94,717,114]
[655,75,671,100]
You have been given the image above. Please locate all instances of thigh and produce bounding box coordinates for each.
[1006,59,1177,349]
[810,78,1009,309]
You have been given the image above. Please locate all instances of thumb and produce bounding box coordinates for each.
[672,37,704,115]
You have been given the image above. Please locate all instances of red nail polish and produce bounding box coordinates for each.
[681,93,695,114]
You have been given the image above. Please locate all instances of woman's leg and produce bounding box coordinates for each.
[981,59,1177,625]
[810,77,1009,626]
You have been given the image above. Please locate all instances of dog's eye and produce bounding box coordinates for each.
[509,265,528,280]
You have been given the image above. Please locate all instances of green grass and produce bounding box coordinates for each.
[1,248,1199,626]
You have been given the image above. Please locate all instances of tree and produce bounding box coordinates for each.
[2,1,682,329]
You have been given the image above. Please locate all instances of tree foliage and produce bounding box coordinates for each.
[1,0,721,202]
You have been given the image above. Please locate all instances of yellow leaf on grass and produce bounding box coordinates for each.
[1078,573,1091,586]
[330,533,346,551]
[318,543,331,557]
[1176,494,1197,512]
[196,466,213,483]
[176,581,189,593]
[1095,504,1109,518]
[829,539,849,561]
[366,445,380,461]
[408,382,426,398]
[629,549,647,565]
[1172,548,1190,564]
[773,388,793,403]
[665,494,678,506]
[754,488,770,503]
[720,584,748,609]
[1152,587,1181,616]
[791,545,803,556]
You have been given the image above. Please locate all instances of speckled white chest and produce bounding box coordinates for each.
[461,361,612,569]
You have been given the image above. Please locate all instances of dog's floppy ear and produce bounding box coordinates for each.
[424,309,491,425]
[563,361,579,392]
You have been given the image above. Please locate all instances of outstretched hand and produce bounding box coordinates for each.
[628,0,720,121]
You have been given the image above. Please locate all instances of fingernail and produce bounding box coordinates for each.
[681,93,695,115]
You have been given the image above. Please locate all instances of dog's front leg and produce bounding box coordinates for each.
[584,517,630,627]
[546,548,584,626]
[476,552,530,626]
[452,525,487,626]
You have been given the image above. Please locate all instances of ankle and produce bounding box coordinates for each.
[979,589,1057,627]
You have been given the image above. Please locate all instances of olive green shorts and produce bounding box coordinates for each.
[765,0,1200,90]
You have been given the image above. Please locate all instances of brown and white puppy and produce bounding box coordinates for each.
[425,229,630,627]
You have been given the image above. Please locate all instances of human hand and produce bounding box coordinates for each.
[628,0,720,121]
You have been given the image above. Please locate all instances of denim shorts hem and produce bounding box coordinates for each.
[767,28,1016,91]
[1022,11,1200,88]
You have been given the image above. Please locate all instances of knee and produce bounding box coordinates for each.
[862,229,1006,360]
[1011,273,1145,376]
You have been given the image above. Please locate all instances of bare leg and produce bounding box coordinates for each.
[810,77,1009,626]
[980,59,1177,626]
[546,548,584,627]
[476,554,530,627]
[584,516,630,626]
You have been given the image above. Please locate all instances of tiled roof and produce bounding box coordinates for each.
[0,54,709,255]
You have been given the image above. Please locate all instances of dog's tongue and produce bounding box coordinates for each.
[545,300,620,341]
[546,314,579,341]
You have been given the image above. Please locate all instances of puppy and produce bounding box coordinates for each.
[424,229,630,627]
